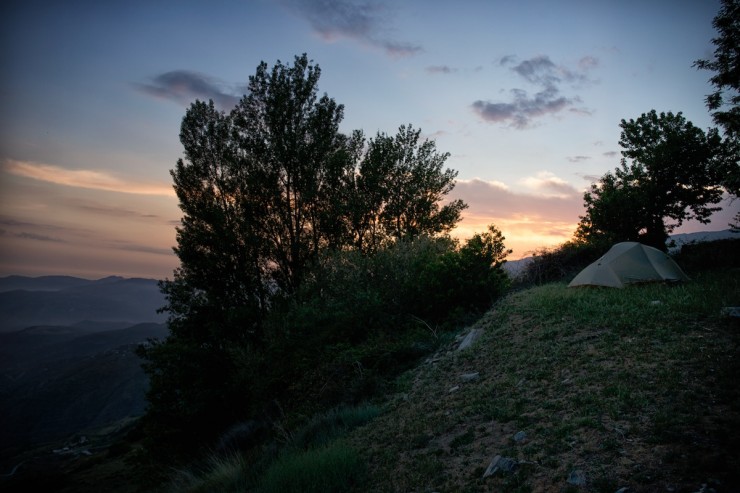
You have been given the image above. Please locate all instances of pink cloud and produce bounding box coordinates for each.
[449,178,584,258]
[3,160,175,197]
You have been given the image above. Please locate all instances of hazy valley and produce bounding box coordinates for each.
[0,276,167,477]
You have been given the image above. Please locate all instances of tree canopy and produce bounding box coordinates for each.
[576,110,724,250]
[163,54,467,321]
[695,0,740,229]
[695,0,740,139]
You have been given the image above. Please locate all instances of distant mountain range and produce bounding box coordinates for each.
[0,276,170,464]
[0,276,166,332]
[666,228,737,250]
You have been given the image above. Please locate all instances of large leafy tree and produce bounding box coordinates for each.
[695,0,740,139]
[231,55,364,291]
[138,54,467,456]
[575,169,650,248]
[694,0,740,228]
[576,111,724,250]
[347,125,467,254]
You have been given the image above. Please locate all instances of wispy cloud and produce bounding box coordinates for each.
[16,232,66,243]
[0,216,95,237]
[567,155,591,163]
[135,70,242,110]
[472,55,597,129]
[63,198,162,220]
[426,65,457,75]
[280,0,421,57]
[109,240,173,256]
[580,173,603,183]
[520,171,580,199]
[3,159,175,196]
[578,56,599,70]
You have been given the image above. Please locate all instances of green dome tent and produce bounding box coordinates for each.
[568,242,690,288]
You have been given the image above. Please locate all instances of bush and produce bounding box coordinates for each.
[518,241,607,286]
[253,229,510,421]
[289,404,381,450]
[672,237,740,274]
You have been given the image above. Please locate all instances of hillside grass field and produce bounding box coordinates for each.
[166,266,739,493]
[346,268,739,492]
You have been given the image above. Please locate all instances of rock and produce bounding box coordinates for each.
[513,430,527,442]
[448,385,460,393]
[460,372,480,382]
[567,469,587,485]
[615,487,630,493]
[457,328,483,351]
[483,455,518,478]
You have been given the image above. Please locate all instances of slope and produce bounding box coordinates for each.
[347,269,740,492]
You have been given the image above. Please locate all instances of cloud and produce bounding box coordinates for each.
[280,0,422,57]
[579,56,599,70]
[62,198,162,220]
[567,155,591,163]
[16,232,66,243]
[136,70,241,110]
[3,159,175,196]
[109,241,173,256]
[472,87,571,129]
[580,174,602,183]
[471,55,596,128]
[0,216,95,237]
[602,151,618,158]
[520,171,581,199]
[449,177,585,257]
[426,65,457,75]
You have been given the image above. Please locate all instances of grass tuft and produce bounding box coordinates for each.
[258,441,365,493]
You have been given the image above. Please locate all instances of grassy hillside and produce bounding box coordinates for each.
[158,266,739,493]
[347,269,739,492]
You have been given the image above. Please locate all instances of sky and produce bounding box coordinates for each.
[0,0,736,280]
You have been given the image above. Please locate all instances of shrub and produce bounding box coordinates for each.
[672,237,740,273]
[259,230,511,411]
[518,241,606,285]
[289,404,382,450]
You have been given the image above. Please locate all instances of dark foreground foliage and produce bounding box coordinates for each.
[137,229,511,472]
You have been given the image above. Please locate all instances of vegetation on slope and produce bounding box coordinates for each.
[163,240,739,493]
[346,267,739,492]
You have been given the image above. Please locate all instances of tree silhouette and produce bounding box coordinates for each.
[694,0,740,228]
[138,54,467,457]
[576,111,724,250]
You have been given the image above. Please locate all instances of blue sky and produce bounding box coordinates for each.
[0,0,735,279]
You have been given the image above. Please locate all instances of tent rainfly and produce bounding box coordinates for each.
[568,242,690,288]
